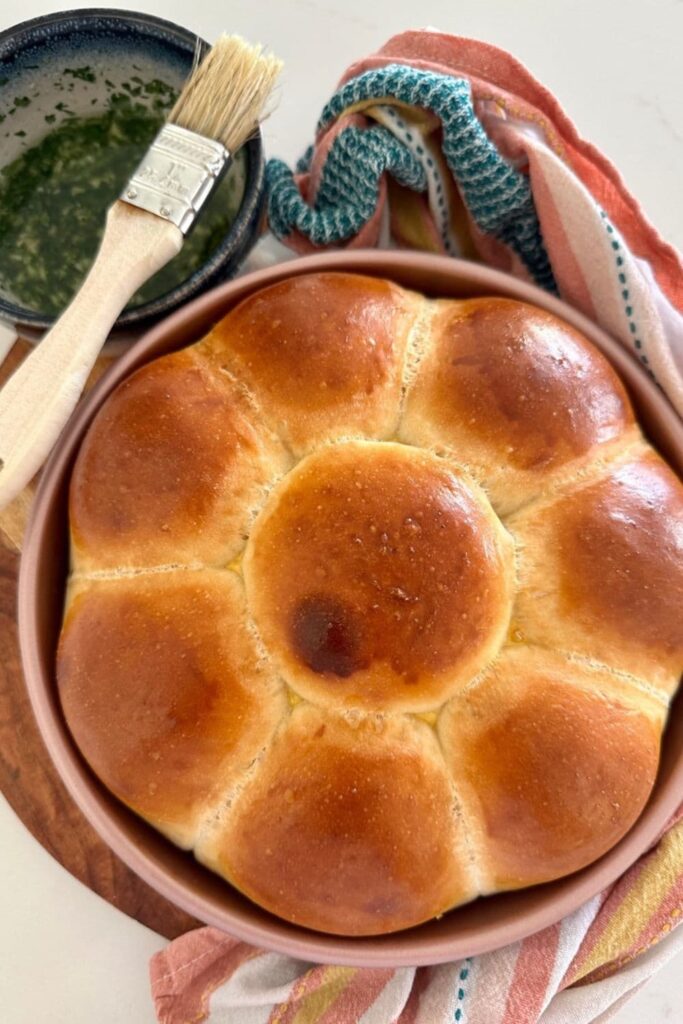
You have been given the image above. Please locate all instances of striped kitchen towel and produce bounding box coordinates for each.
[266,30,683,417]
[150,31,683,1024]
[150,808,683,1023]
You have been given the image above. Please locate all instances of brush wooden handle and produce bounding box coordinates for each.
[0,201,183,509]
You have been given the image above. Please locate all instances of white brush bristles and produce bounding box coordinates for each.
[169,34,282,154]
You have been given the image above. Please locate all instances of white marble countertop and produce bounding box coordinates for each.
[1,0,682,1021]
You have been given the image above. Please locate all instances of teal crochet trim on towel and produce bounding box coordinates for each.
[266,64,557,293]
[269,125,426,244]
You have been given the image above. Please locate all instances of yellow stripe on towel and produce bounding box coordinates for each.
[291,966,358,1024]
[571,819,683,983]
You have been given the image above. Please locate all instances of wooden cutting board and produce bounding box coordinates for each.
[0,339,199,941]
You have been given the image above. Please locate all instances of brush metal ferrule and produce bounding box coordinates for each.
[121,123,230,234]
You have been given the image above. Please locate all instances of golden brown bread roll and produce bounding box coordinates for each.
[57,272,683,936]
[438,647,664,891]
[59,569,286,848]
[198,273,420,455]
[244,441,514,711]
[70,348,290,572]
[400,297,638,513]
[509,449,683,694]
[196,706,477,936]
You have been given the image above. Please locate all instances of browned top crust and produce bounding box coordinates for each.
[510,449,683,692]
[197,273,419,455]
[400,297,636,512]
[244,441,513,711]
[70,348,289,572]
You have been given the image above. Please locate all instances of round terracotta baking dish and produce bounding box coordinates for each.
[18,251,683,966]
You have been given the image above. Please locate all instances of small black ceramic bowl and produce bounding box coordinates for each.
[0,8,265,335]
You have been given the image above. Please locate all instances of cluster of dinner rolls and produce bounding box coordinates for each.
[58,272,683,936]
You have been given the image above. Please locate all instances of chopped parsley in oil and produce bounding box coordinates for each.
[0,87,246,316]
[63,66,97,83]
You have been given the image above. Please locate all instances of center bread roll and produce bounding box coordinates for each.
[57,272,683,936]
[244,441,514,712]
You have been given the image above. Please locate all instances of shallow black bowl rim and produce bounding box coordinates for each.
[0,7,264,331]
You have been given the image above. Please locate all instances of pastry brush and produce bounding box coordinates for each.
[0,35,282,510]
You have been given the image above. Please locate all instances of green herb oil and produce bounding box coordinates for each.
[0,89,246,316]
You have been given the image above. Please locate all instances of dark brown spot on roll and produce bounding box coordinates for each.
[291,595,364,677]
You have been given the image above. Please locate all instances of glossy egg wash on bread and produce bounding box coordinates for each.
[57,272,683,936]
